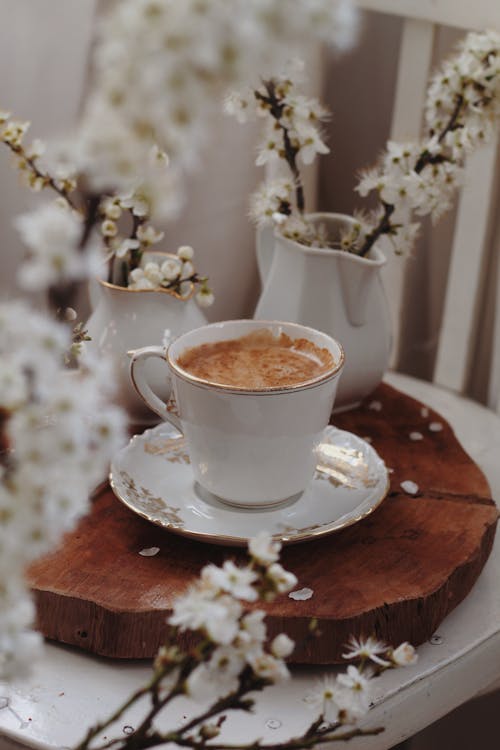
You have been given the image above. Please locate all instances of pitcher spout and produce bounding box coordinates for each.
[337,246,387,327]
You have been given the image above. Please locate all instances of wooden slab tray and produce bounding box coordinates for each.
[27,384,498,663]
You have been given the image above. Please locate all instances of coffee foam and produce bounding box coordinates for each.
[176,329,334,389]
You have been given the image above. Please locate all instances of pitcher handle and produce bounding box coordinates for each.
[128,346,182,432]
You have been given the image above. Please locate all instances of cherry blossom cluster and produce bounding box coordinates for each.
[352,28,500,257]
[226,67,330,243]
[77,532,417,750]
[1,113,213,302]
[234,29,500,258]
[167,532,298,700]
[306,635,417,724]
[128,246,214,307]
[0,303,126,679]
[72,0,357,219]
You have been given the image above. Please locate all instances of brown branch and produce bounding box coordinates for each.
[149,725,385,750]
[357,203,395,258]
[129,213,147,272]
[255,81,305,213]
[3,140,78,210]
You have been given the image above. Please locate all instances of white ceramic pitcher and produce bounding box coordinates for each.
[86,267,206,424]
[254,213,392,410]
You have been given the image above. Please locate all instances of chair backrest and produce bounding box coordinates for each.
[356,0,500,413]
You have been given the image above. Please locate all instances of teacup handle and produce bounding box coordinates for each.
[128,346,182,432]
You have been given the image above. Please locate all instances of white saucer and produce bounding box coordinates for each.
[109,423,389,546]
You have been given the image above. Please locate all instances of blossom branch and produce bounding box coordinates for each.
[356,97,460,259]
[170,725,385,750]
[254,81,305,213]
[0,117,78,210]
[355,31,500,258]
[75,535,417,750]
[76,659,183,750]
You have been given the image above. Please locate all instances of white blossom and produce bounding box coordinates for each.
[1,119,29,147]
[101,197,122,220]
[181,261,194,278]
[236,610,267,658]
[186,647,245,701]
[249,179,294,227]
[128,268,155,290]
[160,258,182,281]
[390,642,417,666]
[195,288,215,308]
[14,203,94,292]
[335,665,372,721]
[354,173,377,202]
[266,563,298,594]
[342,636,390,667]
[256,135,281,166]
[136,225,164,246]
[305,677,340,723]
[142,262,163,286]
[224,91,253,124]
[201,561,258,602]
[297,125,330,165]
[248,530,281,565]
[116,238,140,259]
[168,586,242,645]
[101,219,118,237]
[271,633,295,659]
[247,651,290,682]
[177,245,194,261]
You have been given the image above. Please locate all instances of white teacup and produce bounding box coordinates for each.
[129,320,344,508]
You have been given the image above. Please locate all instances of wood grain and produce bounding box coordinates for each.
[28,384,498,663]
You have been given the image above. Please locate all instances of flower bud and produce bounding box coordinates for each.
[271,633,294,658]
[177,245,194,261]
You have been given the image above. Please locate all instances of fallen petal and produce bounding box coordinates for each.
[289,587,313,601]
[401,480,419,496]
[139,546,160,557]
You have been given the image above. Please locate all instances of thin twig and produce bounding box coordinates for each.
[255,81,305,213]
[157,725,384,750]
[3,140,78,210]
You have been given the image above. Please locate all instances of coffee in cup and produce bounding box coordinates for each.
[176,329,335,390]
